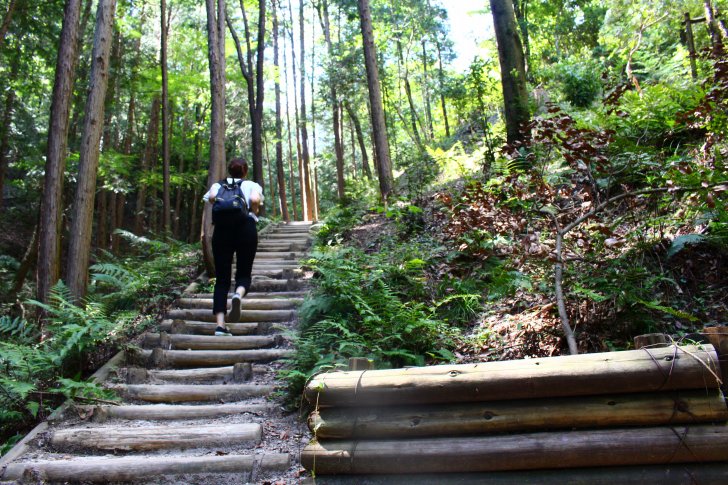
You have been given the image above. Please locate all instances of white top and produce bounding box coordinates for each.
[203,178,264,222]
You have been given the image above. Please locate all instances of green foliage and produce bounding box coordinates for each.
[1,234,198,453]
[282,245,460,403]
[552,58,603,108]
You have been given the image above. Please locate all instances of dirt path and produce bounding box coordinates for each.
[0,222,314,484]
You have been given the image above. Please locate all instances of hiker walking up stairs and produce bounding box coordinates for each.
[0,222,313,484]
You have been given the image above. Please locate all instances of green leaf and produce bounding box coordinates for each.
[667,234,705,258]
[26,401,40,418]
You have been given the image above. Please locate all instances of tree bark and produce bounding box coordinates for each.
[0,0,17,52]
[704,0,728,53]
[317,0,345,201]
[161,0,171,235]
[133,96,160,235]
[0,38,19,212]
[309,390,728,439]
[344,101,371,179]
[305,345,719,407]
[397,40,424,151]
[435,38,450,137]
[298,0,314,220]
[272,0,289,221]
[203,0,227,275]
[302,425,728,474]
[11,222,39,298]
[421,40,434,139]
[66,0,118,302]
[490,0,529,143]
[358,0,393,201]
[37,0,83,304]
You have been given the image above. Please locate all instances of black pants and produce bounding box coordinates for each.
[212,217,258,315]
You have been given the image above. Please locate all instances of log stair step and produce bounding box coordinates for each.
[167,308,294,322]
[185,290,307,299]
[2,453,289,482]
[142,333,281,350]
[143,348,293,368]
[176,297,303,310]
[50,422,262,451]
[122,364,269,384]
[159,320,272,335]
[83,403,275,421]
[111,383,275,403]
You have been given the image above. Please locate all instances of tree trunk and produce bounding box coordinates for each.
[203,0,227,276]
[188,104,204,243]
[283,0,298,220]
[272,0,289,221]
[174,113,188,239]
[344,101,372,179]
[318,0,345,201]
[133,96,160,235]
[435,39,450,137]
[704,0,728,53]
[0,39,20,212]
[298,0,314,220]
[282,10,298,220]
[421,40,434,139]
[490,0,529,143]
[161,0,171,235]
[66,0,117,302]
[0,0,17,52]
[68,0,96,148]
[398,40,424,151]
[11,222,39,298]
[357,0,393,201]
[37,0,83,304]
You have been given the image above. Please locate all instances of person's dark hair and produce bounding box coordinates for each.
[228,158,248,178]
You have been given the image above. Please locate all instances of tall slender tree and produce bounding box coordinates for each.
[66,0,118,302]
[317,0,345,201]
[298,0,314,220]
[161,0,171,234]
[37,0,83,304]
[357,0,393,202]
[282,22,298,220]
[227,0,266,189]
[490,0,529,143]
[272,0,289,221]
[203,0,226,274]
[0,37,20,212]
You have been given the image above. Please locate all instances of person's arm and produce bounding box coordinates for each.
[202,183,220,203]
[249,189,261,215]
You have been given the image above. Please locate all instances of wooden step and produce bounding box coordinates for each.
[85,403,275,421]
[50,423,262,451]
[184,291,307,299]
[143,333,280,350]
[113,383,275,403]
[176,297,303,310]
[160,320,271,335]
[1,453,289,482]
[167,308,294,323]
[145,348,293,368]
[123,364,268,384]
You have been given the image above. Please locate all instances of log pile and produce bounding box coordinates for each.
[301,344,728,478]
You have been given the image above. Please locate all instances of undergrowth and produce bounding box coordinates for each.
[0,231,199,455]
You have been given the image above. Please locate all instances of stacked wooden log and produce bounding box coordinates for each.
[301,344,728,480]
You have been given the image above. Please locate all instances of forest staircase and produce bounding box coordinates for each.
[0,222,314,484]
